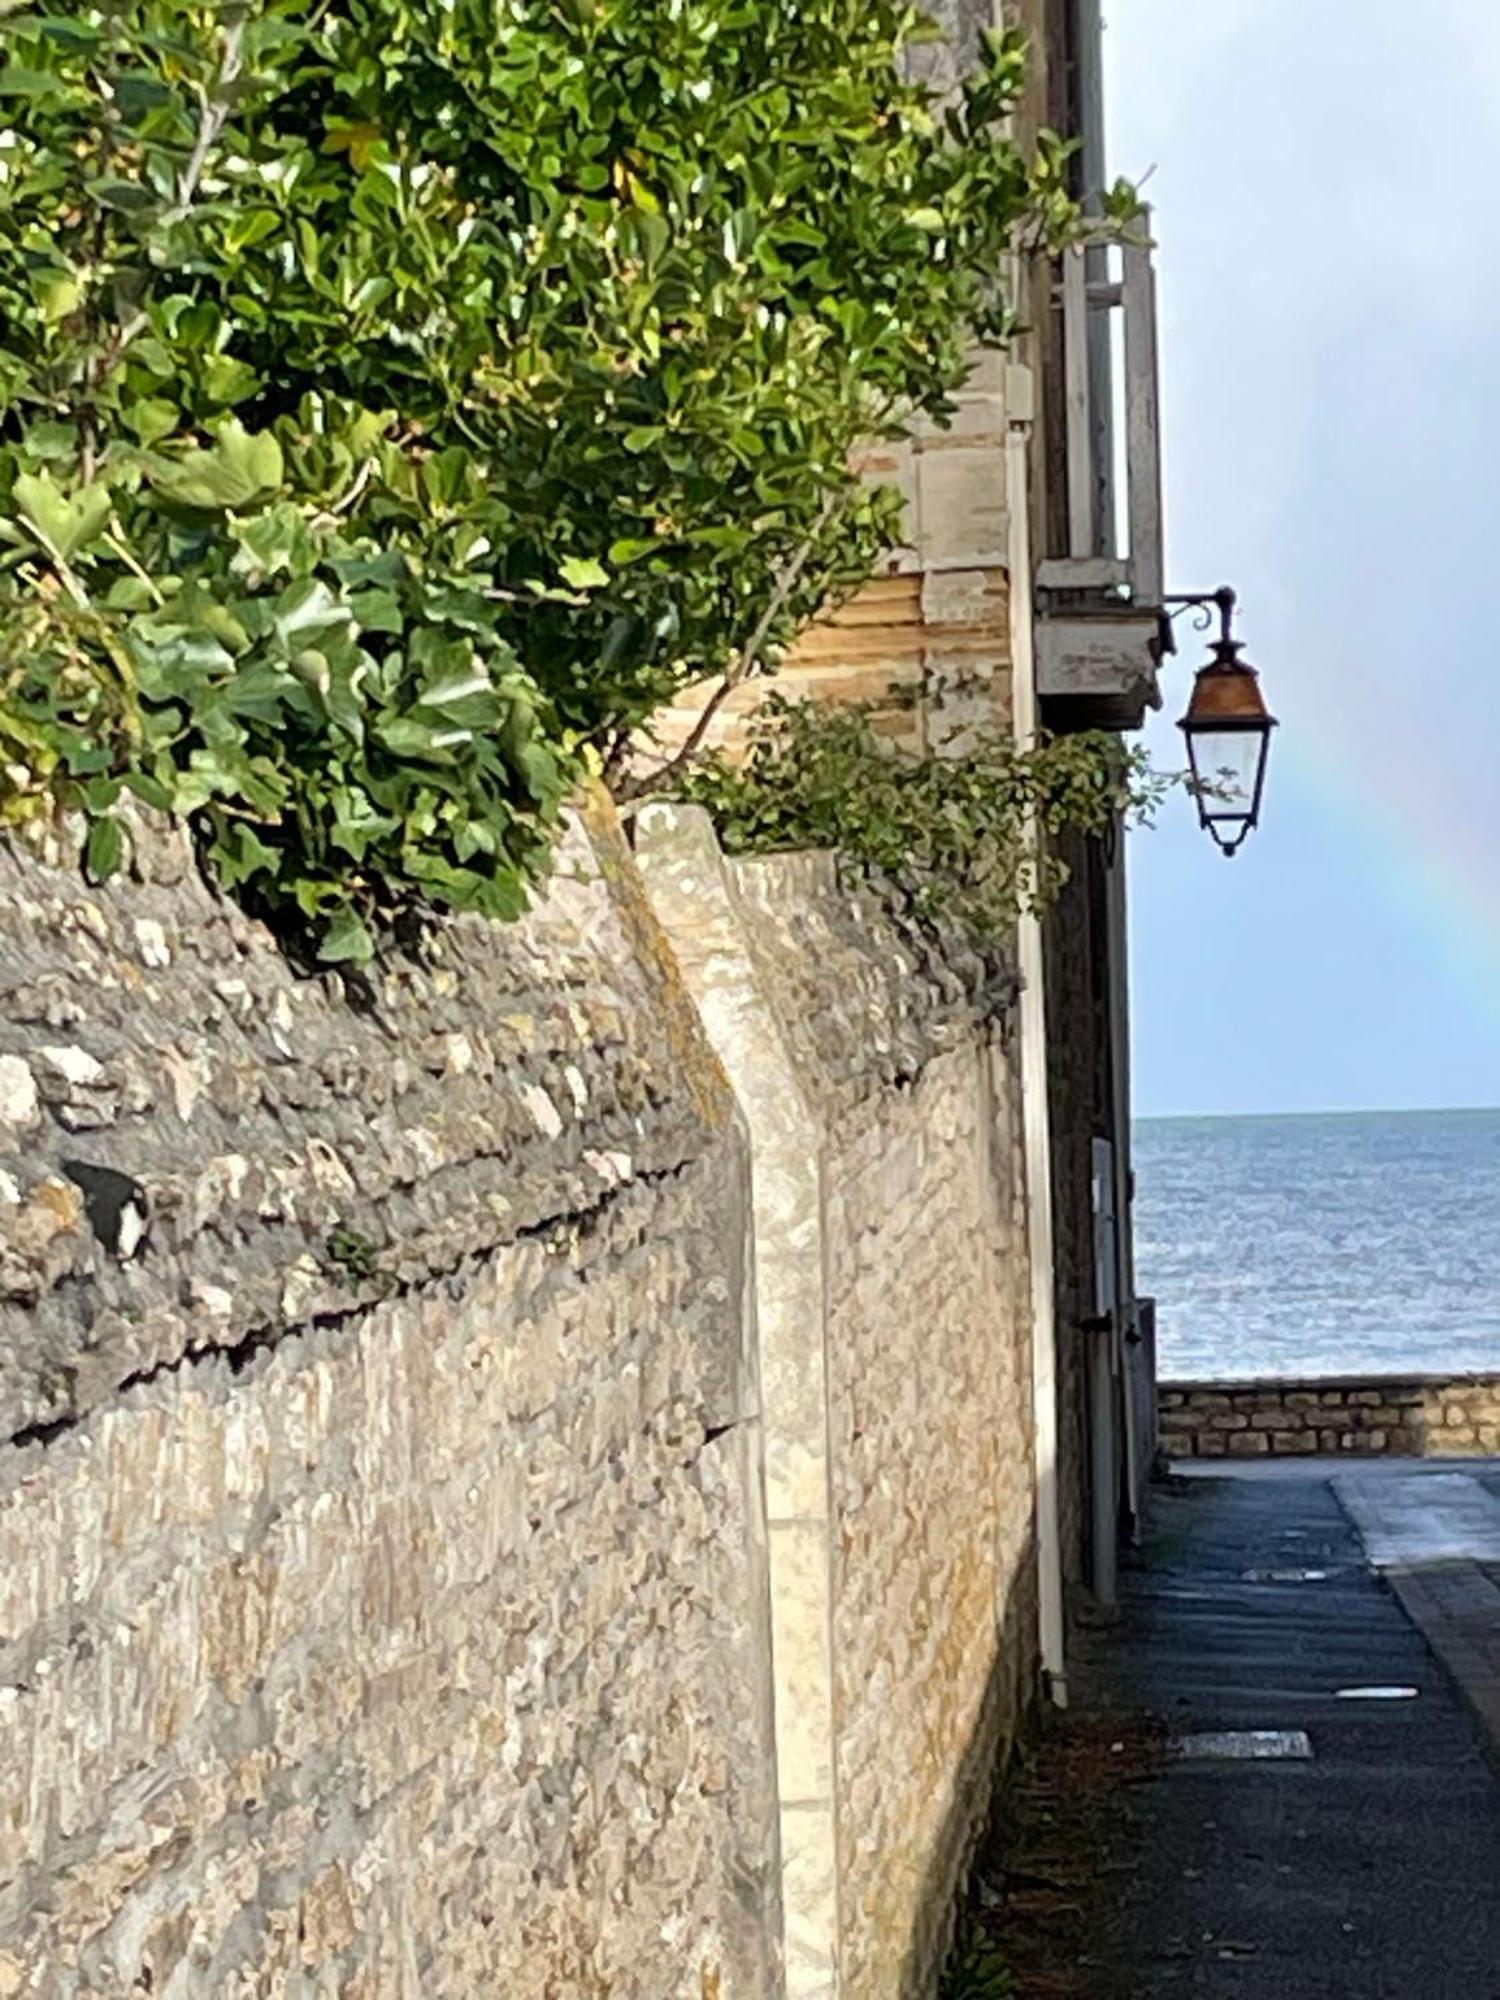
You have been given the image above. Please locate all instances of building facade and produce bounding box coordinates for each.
[656,0,1171,1630]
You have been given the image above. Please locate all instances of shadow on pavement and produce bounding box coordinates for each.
[943,1469,1500,1998]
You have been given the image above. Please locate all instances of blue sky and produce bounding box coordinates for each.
[1106,2,1500,1117]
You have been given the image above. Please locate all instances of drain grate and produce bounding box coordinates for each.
[1170,1730,1313,1761]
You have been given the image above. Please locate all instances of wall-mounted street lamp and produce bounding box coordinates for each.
[1163,587,1277,857]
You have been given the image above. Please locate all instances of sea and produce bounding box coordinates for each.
[1133,1108,1500,1382]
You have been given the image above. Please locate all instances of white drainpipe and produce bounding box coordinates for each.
[1006,365,1068,1708]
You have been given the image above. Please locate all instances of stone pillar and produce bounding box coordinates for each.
[635,804,841,2000]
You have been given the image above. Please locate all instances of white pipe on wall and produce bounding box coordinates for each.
[1005,366,1068,1707]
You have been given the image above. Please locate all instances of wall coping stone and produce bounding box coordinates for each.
[1164,1371,1500,1396]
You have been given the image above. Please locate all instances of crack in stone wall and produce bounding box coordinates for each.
[5,1153,706,1457]
[0,791,734,1441]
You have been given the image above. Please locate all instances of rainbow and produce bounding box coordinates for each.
[1277,721,1500,1010]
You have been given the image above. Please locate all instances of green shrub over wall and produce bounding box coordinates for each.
[0,0,1090,959]
[670,695,1170,947]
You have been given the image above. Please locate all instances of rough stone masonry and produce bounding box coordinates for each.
[0,791,1042,1998]
[638,808,1038,2000]
[0,795,778,1998]
[1160,1373,1500,1460]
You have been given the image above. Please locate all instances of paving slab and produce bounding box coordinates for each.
[1062,1467,1500,1998]
[1334,1467,1500,1567]
[1335,1466,1500,1770]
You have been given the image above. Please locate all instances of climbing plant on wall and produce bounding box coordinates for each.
[0,0,1114,959]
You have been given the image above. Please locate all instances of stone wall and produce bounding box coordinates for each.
[646,350,1020,775]
[0,797,780,1999]
[1160,1374,1500,1459]
[0,791,1044,2000]
[637,808,1038,2000]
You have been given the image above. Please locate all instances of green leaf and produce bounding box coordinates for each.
[607,537,660,566]
[84,817,126,884]
[22,422,79,462]
[13,473,112,560]
[231,505,316,579]
[320,907,375,964]
[210,821,282,889]
[559,556,609,592]
[37,275,83,325]
[346,587,403,634]
[89,179,160,214]
[200,355,261,407]
[33,15,105,45]
[200,605,253,656]
[122,772,175,813]
[775,219,826,249]
[0,67,62,97]
[376,715,455,761]
[125,399,180,446]
[224,209,281,255]
[150,421,284,511]
[271,578,350,650]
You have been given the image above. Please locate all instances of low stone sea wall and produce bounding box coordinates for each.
[1159,1373,1500,1459]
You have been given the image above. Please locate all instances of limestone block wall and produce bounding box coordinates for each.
[648,566,1015,769]
[637,808,1038,2000]
[0,799,779,2000]
[1160,1374,1500,1459]
[646,350,1020,775]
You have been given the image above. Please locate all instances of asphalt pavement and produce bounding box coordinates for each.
[1062,1462,1500,1998]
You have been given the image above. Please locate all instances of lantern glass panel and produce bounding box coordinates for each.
[1189,728,1264,821]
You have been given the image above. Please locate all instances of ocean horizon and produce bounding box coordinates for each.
[1133,1105,1500,1383]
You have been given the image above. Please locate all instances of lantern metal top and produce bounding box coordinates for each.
[1178,638,1278,734]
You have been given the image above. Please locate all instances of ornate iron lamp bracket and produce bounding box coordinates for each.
[1159,585,1238,656]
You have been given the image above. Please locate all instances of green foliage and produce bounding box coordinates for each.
[940,1877,1020,1999]
[0,416,569,962]
[939,1924,1017,2000]
[669,695,1169,945]
[324,1222,396,1294]
[0,1,1082,955]
[360,0,1071,742]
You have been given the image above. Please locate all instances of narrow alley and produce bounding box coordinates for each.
[958,1463,1500,1998]
[9,3,1500,1993]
